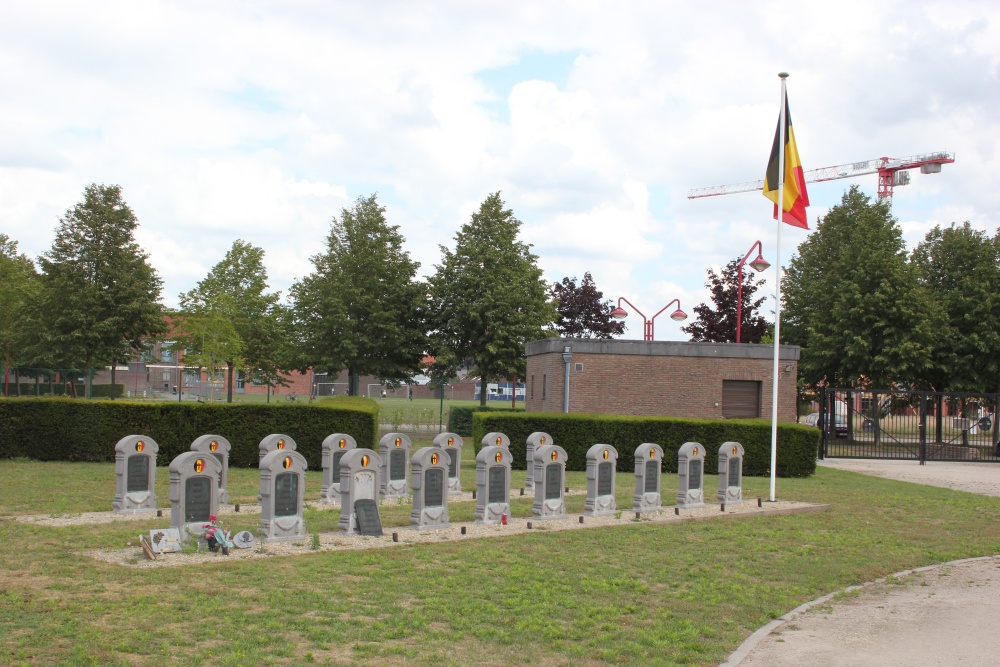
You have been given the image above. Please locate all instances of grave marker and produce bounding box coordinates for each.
[524,432,552,490]
[321,433,357,503]
[190,435,231,505]
[532,444,568,520]
[410,446,450,530]
[584,444,619,517]
[259,449,308,542]
[338,449,384,534]
[258,434,297,502]
[474,445,511,524]
[633,443,664,513]
[717,441,745,504]
[113,435,159,513]
[481,432,510,450]
[168,451,223,544]
[432,432,464,495]
[677,441,706,508]
[379,432,411,499]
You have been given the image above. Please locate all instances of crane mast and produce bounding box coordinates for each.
[687,151,955,201]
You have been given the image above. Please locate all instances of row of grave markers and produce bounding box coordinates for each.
[112,431,745,546]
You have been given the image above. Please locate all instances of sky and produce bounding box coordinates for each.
[2,1,998,341]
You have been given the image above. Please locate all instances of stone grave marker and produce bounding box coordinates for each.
[677,441,706,508]
[258,434,296,502]
[481,432,510,449]
[338,448,384,534]
[113,435,160,513]
[584,444,619,517]
[410,446,450,530]
[432,432,464,495]
[168,451,223,545]
[148,528,181,554]
[379,432,411,499]
[190,435,231,505]
[259,449,308,542]
[321,433,357,503]
[532,444,568,520]
[717,441,745,504]
[524,432,552,490]
[633,443,664,513]
[474,445,511,524]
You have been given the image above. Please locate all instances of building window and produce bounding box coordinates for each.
[575,363,584,372]
[530,375,535,399]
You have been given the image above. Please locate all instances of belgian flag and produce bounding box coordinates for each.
[763,96,810,229]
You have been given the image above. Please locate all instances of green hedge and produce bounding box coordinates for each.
[471,412,818,478]
[448,406,523,436]
[0,396,379,470]
[4,383,125,398]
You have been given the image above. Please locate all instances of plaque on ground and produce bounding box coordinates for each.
[169,451,223,545]
[190,435,232,505]
[432,432,464,495]
[410,446,450,529]
[524,432,552,490]
[148,528,181,554]
[338,449,383,534]
[585,444,619,517]
[633,443,664,513]
[379,433,411,499]
[677,441,706,508]
[354,499,384,536]
[475,445,510,524]
[321,433,357,503]
[233,530,255,549]
[113,435,160,513]
[259,449,308,542]
[532,444,567,520]
[717,441,745,504]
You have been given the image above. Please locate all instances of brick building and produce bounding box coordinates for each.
[524,338,800,421]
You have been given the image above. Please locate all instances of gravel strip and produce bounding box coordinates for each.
[78,499,821,568]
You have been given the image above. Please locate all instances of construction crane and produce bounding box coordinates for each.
[687,151,955,203]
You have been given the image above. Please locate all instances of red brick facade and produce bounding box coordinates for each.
[524,338,799,421]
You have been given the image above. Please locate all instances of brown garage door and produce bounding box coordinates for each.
[722,380,761,418]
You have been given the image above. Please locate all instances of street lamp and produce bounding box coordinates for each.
[610,297,687,341]
[735,240,770,343]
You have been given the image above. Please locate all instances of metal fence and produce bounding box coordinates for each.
[818,387,1000,462]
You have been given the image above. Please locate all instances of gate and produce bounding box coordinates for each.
[818,388,1000,462]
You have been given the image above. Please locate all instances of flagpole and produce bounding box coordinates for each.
[769,72,788,502]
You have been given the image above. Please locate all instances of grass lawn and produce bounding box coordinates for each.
[2,459,1000,666]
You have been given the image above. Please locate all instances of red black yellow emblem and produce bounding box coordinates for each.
[650,448,656,459]
[277,439,285,449]
[194,458,205,473]
[447,437,454,447]
[603,449,609,460]
[540,436,546,445]
[210,441,218,452]
[431,452,439,465]
[135,441,144,453]
[395,437,402,447]
[282,456,292,469]
[361,455,370,467]
[732,445,738,456]
[495,451,502,463]
[496,436,502,446]
[693,446,699,457]
[339,439,346,449]
[551,450,558,461]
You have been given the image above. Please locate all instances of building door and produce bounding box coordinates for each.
[722,380,761,418]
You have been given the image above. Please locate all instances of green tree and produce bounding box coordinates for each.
[32,184,165,398]
[289,193,427,395]
[178,240,286,401]
[169,300,245,401]
[0,234,40,395]
[428,192,556,405]
[911,222,1000,392]
[781,186,937,388]
[681,255,770,344]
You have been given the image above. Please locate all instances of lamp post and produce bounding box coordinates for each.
[561,346,572,413]
[735,241,770,343]
[610,297,687,341]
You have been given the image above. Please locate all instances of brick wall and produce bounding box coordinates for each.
[525,338,799,421]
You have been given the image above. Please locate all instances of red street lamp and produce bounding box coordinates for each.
[610,297,687,341]
[736,240,770,343]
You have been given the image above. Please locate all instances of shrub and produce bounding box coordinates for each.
[471,412,817,478]
[448,406,522,436]
[0,397,379,469]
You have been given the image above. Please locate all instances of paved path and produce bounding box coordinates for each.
[724,459,1000,666]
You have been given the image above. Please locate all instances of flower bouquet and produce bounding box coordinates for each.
[201,514,235,555]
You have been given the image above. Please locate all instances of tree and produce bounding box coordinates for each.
[681,256,770,343]
[0,234,40,395]
[178,240,286,401]
[289,194,427,394]
[169,301,245,401]
[428,192,557,405]
[550,272,625,338]
[32,184,165,398]
[911,222,1000,392]
[781,186,937,388]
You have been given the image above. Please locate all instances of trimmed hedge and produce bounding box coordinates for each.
[0,396,379,470]
[471,412,818,478]
[448,406,522,436]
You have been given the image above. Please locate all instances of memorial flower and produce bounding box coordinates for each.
[200,514,235,555]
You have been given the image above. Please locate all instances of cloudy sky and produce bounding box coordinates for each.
[2,1,997,340]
